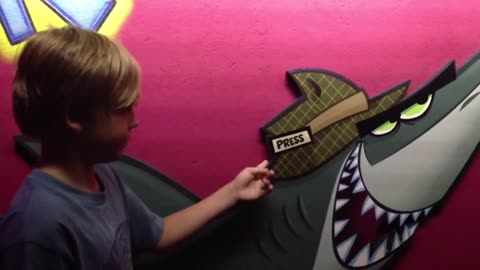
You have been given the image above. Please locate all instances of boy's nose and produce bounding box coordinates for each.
[130,121,139,129]
[129,118,139,130]
[128,111,139,130]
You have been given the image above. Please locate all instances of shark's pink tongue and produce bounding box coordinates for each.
[332,143,431,267]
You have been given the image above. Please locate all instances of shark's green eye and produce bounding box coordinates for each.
[371,120,398,136]
[400,94,433,120]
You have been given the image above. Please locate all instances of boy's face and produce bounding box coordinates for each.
[79,105,138,163]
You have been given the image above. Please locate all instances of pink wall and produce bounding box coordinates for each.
[1,0,480,269]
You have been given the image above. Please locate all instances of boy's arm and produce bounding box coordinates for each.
[156,160,274,249]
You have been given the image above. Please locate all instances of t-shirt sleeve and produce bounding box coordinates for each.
[1,242,72,270]
[123,185,165,252]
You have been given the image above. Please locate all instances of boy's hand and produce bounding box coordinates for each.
[157,160,274,249]
[229,160,274,201]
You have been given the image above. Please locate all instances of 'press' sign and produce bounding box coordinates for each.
[270,127,313,154]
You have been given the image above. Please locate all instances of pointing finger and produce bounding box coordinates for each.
[256,160,268,168]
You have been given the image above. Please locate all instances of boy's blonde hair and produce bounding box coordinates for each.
[12,25,140,138]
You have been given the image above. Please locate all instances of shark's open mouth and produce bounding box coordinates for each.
[332,142,432,267]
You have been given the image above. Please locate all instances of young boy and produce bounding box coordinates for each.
[0,25,274,269]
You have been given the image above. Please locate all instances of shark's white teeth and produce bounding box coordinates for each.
[361,196,375,215]
[335,219,350,237]
[374,205,385,220]
[409,223,418,236]
[338,184,349,192]
[349,243,370,267]
[336,199,350,211]
[346,159,352,167]
[337,234,357,262]
[333,141,430,268]
[412,211,421,221]
[351,168,360,183]
[370,240,388,264]
[392,233,402,250]
[342,171,351,179]
[352,180,365,194]
[402,226,411,242]
[348,156,358,170]
[399,213,409,226]
[396,223,418,248]
[351,144,360,158]
[387,212,398,224]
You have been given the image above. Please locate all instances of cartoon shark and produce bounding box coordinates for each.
[313,53,480,269]
[245,54,478,270]
[11,51,479,270]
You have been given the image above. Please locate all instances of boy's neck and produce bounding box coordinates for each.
[39,162,101,193]
[39,141,101,193]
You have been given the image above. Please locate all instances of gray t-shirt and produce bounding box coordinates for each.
[0,164,164,270]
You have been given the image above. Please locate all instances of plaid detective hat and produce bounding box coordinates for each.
[260,69,409,180]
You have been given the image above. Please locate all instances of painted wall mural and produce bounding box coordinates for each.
[0,0,133,62]
[14,52,480,270]
[262,56,479,269]
[2,1,480,269]
[254,54,478,269]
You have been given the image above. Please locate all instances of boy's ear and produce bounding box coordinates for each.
[64,111,85,133]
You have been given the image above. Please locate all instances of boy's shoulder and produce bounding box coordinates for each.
[0,164,121,250]
[0,170,67,252]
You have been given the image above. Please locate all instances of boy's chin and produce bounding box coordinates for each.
[105,151,124,162]
[87,141,127,163]
[90,149,124,164]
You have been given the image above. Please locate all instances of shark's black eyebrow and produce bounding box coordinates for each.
[356,60,457,136]
[457,49,480,76]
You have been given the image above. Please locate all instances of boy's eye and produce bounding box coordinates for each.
[111,107,133,116]
[117,106,133,112]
